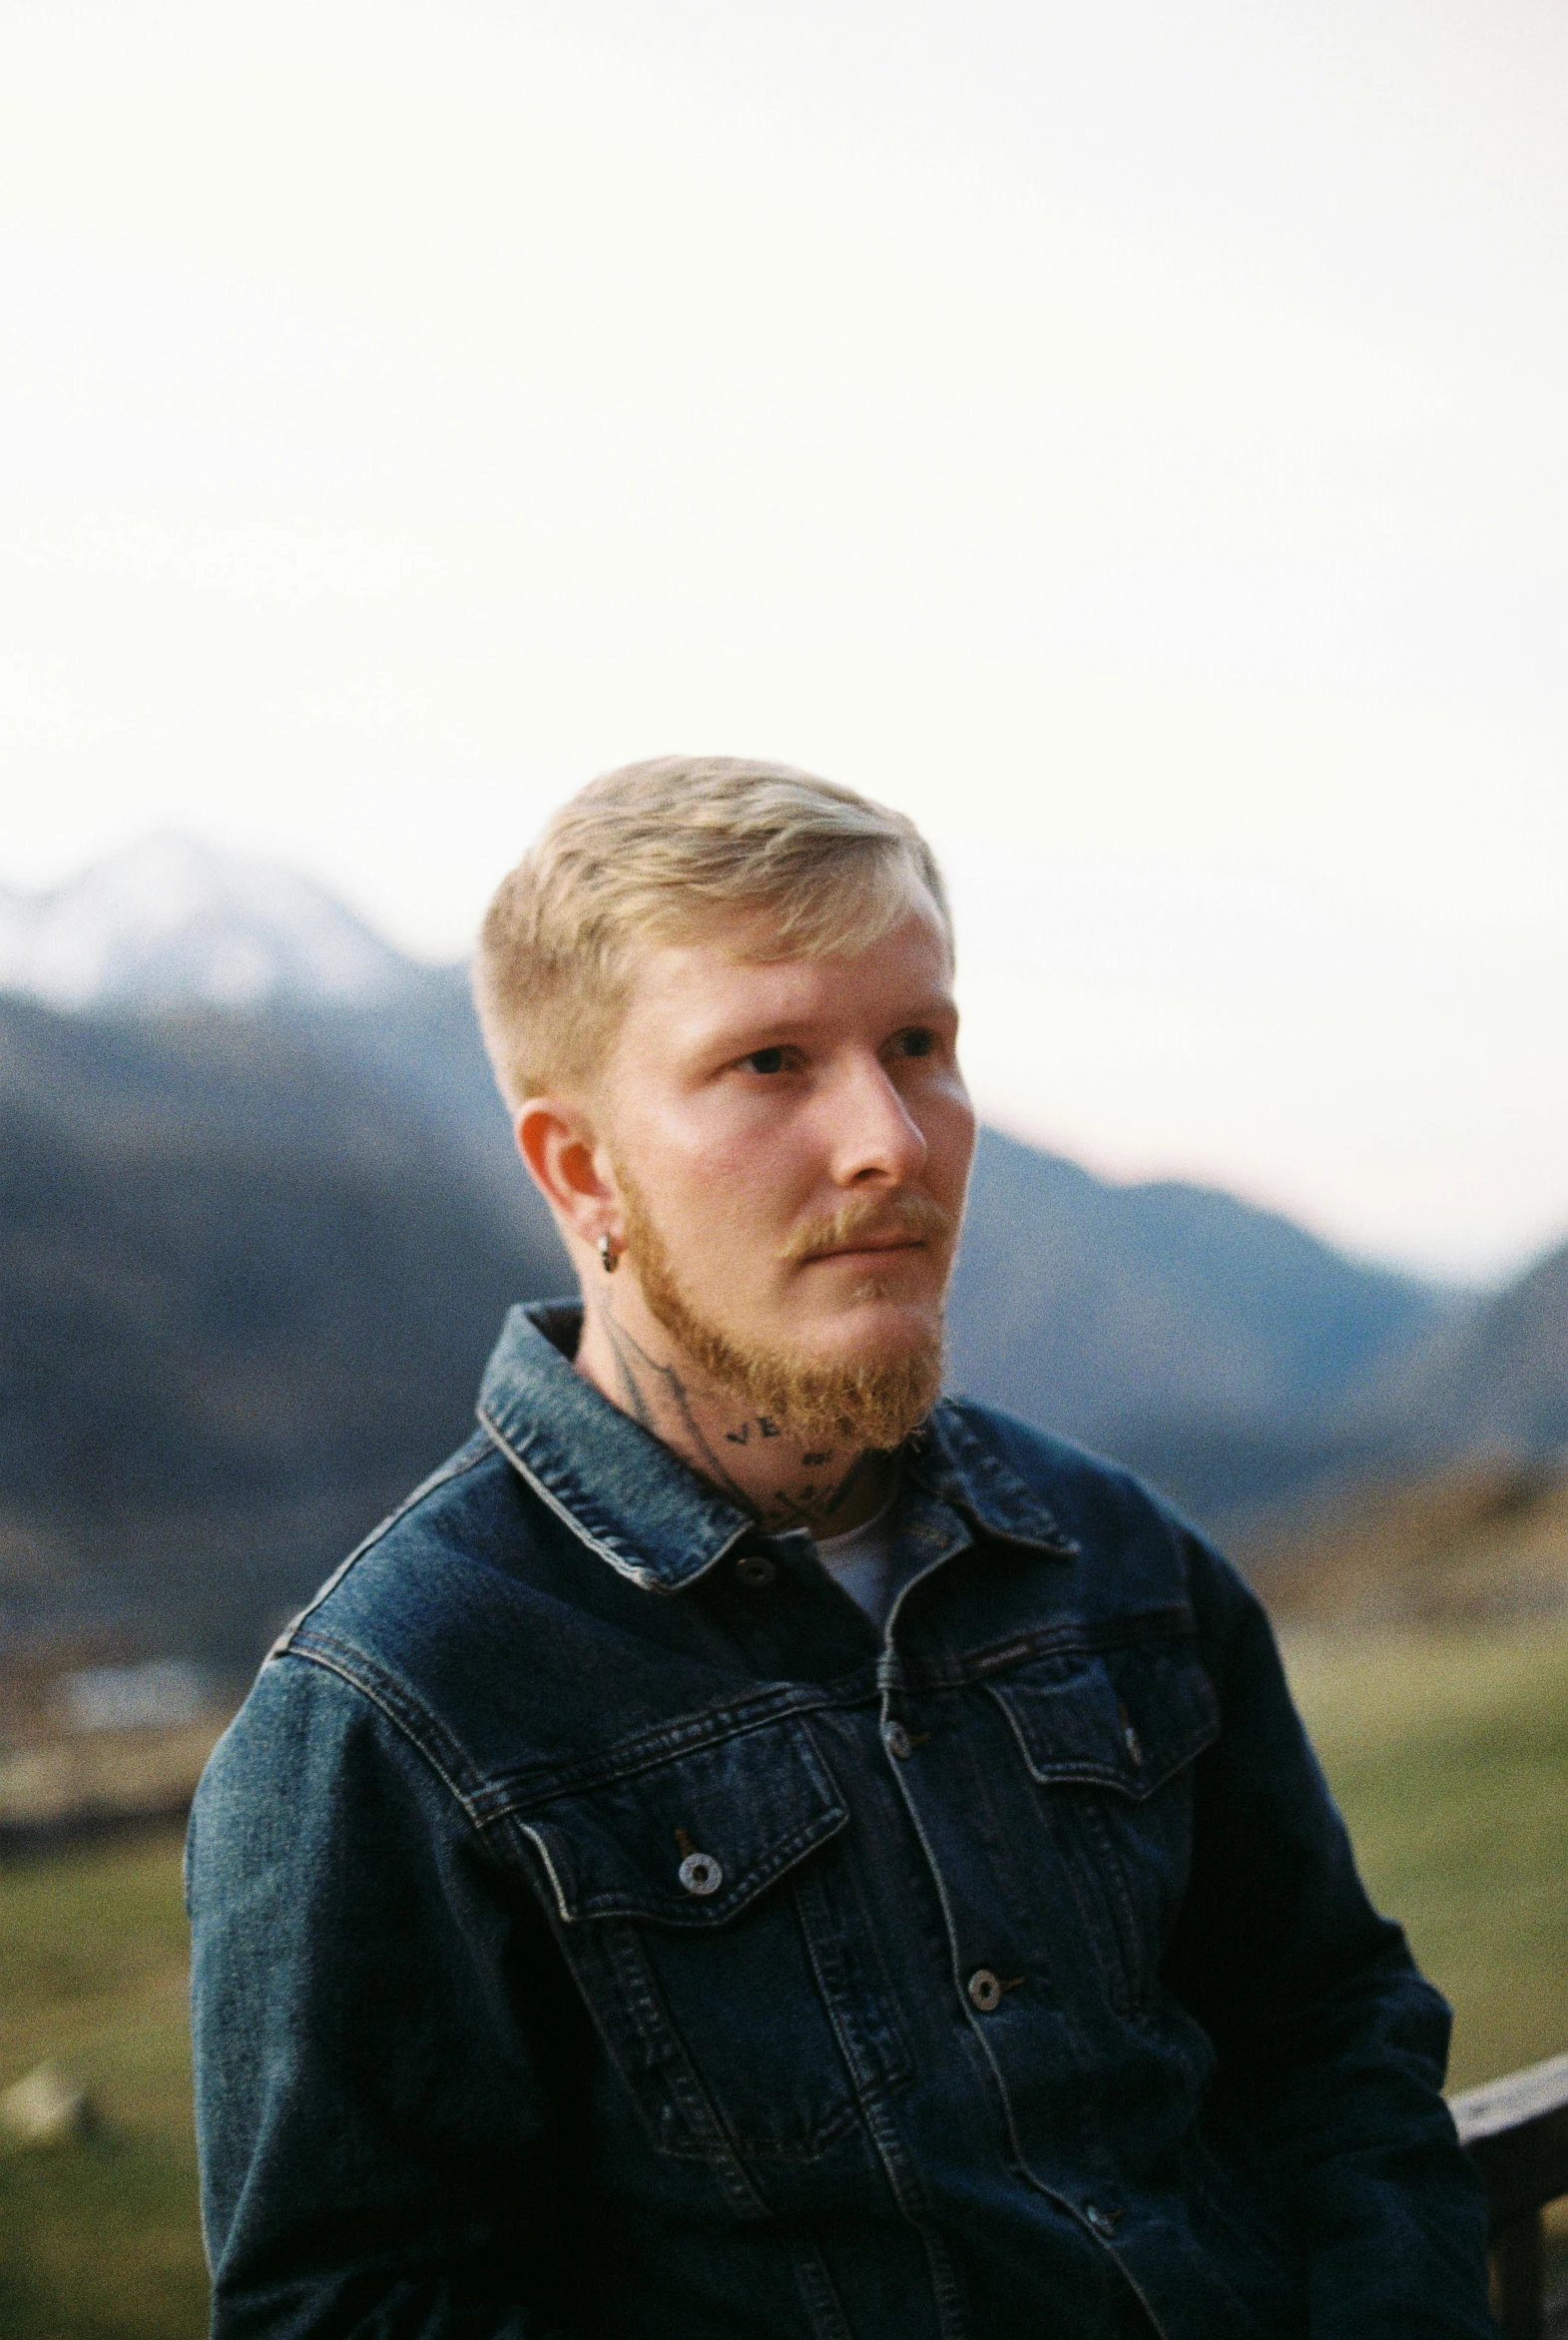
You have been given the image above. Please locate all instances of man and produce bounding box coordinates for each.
[188,756,1493,2339]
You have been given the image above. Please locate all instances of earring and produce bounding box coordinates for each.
[598,1233,621,1274]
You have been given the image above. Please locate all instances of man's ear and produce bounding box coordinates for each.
[514,1095,620,1251]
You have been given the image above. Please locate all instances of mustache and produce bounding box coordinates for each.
[780,1191,956,1265]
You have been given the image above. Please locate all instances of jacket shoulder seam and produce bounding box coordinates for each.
[270,1433,499,1654]
[273,1636,490,1831]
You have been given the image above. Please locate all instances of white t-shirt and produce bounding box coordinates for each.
[813,1486,898,1627]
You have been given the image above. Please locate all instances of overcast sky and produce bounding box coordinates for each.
[4,0,1567,1283]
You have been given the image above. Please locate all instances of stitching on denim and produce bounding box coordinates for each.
[479,1370,754,1593]
[476,1402,666,1584]
[514,1820,573,1922]
[919,2224,970,2340]
[809,1775,974,2340]
[465,1684,859,1814]
[882,1607,1202,1699]
[538,1899,766,2209]
[598,1923,779,2196]
[279,1639,488,1822]
[524,1800,852,1930]
[984,1660,1220,1801]
[883,1689,1038,2180]
[891,1728,1116,2337]
[986,1677,1144,1797]
[273,1653,881,1825]
[478,1309,753,1587]
[622,1920,863,2162]
[963,1605,1201,1679]
[927,1400,1078,1551]
[791,1862,913,2096]
[1079,1798,1148,2015]
[515,1809,866,2168]
[788,2236,856,2340]
[659,2097,860,2163]
[284,1611,1209,1826]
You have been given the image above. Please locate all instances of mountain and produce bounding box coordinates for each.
[298,990,1455,1520]
[3,831,1536,1663]
[0,834,412,1011]
[945,1129,1451,1516]
[309,978,1457,1523]
[1354,1239,1568,1462]
[0,989,564,1664]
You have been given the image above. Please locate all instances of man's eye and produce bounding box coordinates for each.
[894,1028,936,1058]
[742,1046,788,1075]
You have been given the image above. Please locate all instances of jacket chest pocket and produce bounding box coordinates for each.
[987,1639,1220,2015]
[510,1715,906,2169]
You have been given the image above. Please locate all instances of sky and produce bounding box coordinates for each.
[3,0,1567,1284]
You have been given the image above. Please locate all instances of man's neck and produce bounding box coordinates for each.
[573,1281,893,1537]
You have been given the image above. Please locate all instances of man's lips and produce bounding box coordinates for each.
[781,1193,953,1266]
[802,1235,927,1262]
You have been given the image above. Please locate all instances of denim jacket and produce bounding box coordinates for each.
[188,1303,1493,2340]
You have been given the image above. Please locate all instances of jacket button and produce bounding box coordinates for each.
[884,1722,913,1760]
[678,1851,724,1896]
[735,1551,777,1588]
[966,1968,1004,2013]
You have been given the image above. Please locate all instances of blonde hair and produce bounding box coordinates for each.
[474,754,951,1105]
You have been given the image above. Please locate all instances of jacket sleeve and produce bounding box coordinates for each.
[187,1651,587,2340]
[1165,1534,1494,2339]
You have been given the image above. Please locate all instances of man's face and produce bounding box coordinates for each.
[594,896,975,1408]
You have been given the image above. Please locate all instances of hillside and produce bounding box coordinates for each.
[0,978,1456,1661]
[1356,1238,1568,1462]
[945,1128,1446,1516]
[308,991,1453,1524]
[5,832,1562,1663]
[302,980,1458,1521]
[1245,1459,1568,1626]
[0,992,563,1662]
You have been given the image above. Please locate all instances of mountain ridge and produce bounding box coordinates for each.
[0,834,417,1011]
[2,833,1564,1660]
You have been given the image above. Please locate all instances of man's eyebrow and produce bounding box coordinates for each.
[693,994,959,1056]
[888,995,959,1024]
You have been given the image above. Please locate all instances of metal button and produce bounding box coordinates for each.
[678,1851,724,1896]
[884,1721,913,1761]
[1084,2202,1120,2239]
[967,1968,1004,2014]
[735,1551,777,1588]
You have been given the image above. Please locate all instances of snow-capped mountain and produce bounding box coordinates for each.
[0,834,419,1010]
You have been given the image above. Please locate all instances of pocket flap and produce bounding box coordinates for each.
[517,1716,849,1928]
[989,1642,1219,1799]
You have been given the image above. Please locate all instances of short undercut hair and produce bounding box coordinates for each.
[474,754,952,1106]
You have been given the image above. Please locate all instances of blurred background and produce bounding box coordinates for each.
[2,2,1566,2331]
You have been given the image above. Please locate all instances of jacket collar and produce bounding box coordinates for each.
[477,1301,1072,1594]
[911,1401,1078,1556]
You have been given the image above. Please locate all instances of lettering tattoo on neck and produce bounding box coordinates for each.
[590,1293,877,1532]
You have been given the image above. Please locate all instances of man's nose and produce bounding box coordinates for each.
[823,1054,929,1185]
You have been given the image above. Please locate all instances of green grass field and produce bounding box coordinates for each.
[0,1829,206,2339]
[3,1619,1566,2337]
[1285,1621,1568,2092]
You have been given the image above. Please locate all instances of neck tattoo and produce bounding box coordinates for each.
[590,1293,884,1534]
